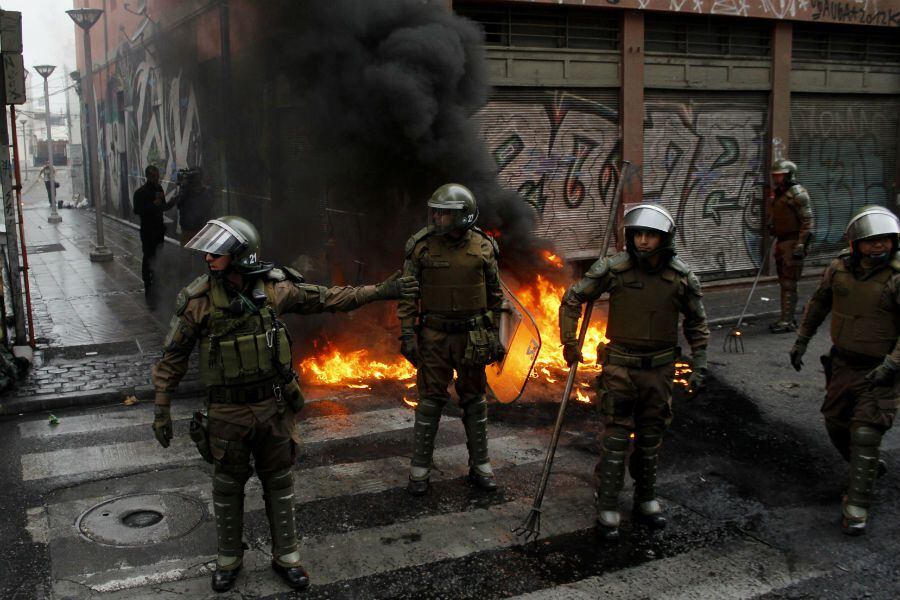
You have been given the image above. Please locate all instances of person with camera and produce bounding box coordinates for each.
[133,165,177,307]
[174,167,214,245]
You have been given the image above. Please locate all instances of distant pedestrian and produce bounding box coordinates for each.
[38,163,59,208]
[174,167,213,245]
[133,165,176,307]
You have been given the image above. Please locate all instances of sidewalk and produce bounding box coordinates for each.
[0,169,820,415]
[0,171,200,415]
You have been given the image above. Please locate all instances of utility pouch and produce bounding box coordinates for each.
[256,333,274,373]
[188,411,213,464]
[277,329,292,365]
[282,377,305,413]
[219,340,241,379]
[236,334,258,374]
[595,374,613,415]
[463,328,492,366]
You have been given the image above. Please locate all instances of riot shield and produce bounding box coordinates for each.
[487,280,541,404]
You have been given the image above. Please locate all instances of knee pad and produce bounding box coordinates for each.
[261,468,293,493]
[850,425,882,448]
[417,397,445,420]
[213,470,246,497]
[603,428,631,452]
[634,428,663,450]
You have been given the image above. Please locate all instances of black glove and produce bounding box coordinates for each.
[562,343,583,366]
[399,328,419,367]
[375,270,419,300]
[865,356,898,388]
[685,368,706,399]
[791,243,806,260]
[790,335,809,372]
[152,405,173,448]
[488,329,506,364]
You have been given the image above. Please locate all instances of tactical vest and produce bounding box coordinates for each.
[198,278,292,387]
[771,193,801,238]
[830,261,900,358]
[606,262,682,350]
[419,231,488,316]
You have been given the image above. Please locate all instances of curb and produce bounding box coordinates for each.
[0,379,205,417]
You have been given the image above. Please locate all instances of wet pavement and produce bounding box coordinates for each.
[1,323,898,599]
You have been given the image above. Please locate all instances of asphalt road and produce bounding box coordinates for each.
[1,320,899,599]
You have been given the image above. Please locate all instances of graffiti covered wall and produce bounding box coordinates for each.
[475,90,621,258]
[790,95,899,263]
[643,96,768,277]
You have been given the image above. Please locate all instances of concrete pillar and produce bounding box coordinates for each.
[766,21,792,269]
[620,11,644,213]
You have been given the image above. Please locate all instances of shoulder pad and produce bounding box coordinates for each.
[891,251,900,272]
[175,274,209,315]
[472,227,500,257]
[405,227,432,258]
[786,185,809,201]
[267,268,287,282]
[584,257,609,279]
[838,248,852,259]
[608,251,632,273]
[267,266,304,283]
[668,255,693,276]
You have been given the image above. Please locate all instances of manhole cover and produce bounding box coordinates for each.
[77,493,206,547]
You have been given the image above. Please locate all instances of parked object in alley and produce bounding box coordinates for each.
[768,159,814,334]
[724,239,775,353]
[557,201,710,541]
[790,205,900,536]
[399,184,506,497]
[133,165,177,308]
[150,215,418,593]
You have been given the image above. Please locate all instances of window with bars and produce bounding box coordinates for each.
[645,14,771,57]
[453,2,620,51]
[793,24,900,64]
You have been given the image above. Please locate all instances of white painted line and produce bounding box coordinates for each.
[510,539,825,600]
[64,475,598,597]
[21,407,442,481]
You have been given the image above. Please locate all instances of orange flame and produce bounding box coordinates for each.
[402,396,418,409]
[575,388,591,403]
[542,250,565,269]
[299,347,416,388]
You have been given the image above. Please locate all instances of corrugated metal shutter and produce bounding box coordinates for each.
[643,91,769,280]
[473,88,620,260]
[789,94,900,266]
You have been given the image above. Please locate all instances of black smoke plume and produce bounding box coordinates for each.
[266,0,550,279]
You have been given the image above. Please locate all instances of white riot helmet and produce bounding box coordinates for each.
[623,203,676,259]
[846,205,900,256]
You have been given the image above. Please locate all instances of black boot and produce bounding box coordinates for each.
[211,564,241,593]
[271,560,310,590]
[467,468,498,492]
[632,501,667,529]
[406,477,430,496]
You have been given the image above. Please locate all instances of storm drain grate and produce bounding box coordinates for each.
[27,243,66,254]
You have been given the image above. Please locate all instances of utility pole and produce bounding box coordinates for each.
[18,120,27,180]
[64,64,73,166]
[34,65,62,224]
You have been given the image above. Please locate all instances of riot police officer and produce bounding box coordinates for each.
[398,184,506,496]
[151,216,418,592]
[559,203,709,540]
[790,205,900,535]
[768,159,814,333]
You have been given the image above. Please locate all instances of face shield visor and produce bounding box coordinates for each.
[427,206,467,235]
[184,220,247,257]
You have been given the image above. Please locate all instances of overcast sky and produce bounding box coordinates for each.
[2,0,78,112]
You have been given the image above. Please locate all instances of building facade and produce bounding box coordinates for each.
[72,0,900,280]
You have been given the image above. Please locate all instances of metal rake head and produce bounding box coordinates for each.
[723,327,745,353]
[512,508,542,544]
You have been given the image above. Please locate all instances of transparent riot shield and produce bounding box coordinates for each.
[487,280,541,404]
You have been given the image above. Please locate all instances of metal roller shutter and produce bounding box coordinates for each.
[643,91,769,280]
[473,88,620,260]
[789,94,900,266]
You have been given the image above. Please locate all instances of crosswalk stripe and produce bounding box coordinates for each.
[40,431,568,545]
[16,389,358,439]
[510,539,825,600]
[21,407,435,481]
[60,472,598,597]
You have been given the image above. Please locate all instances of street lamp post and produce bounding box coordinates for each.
[18,120,27,180]
[33,65,62,224]
[66,8,112,262]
